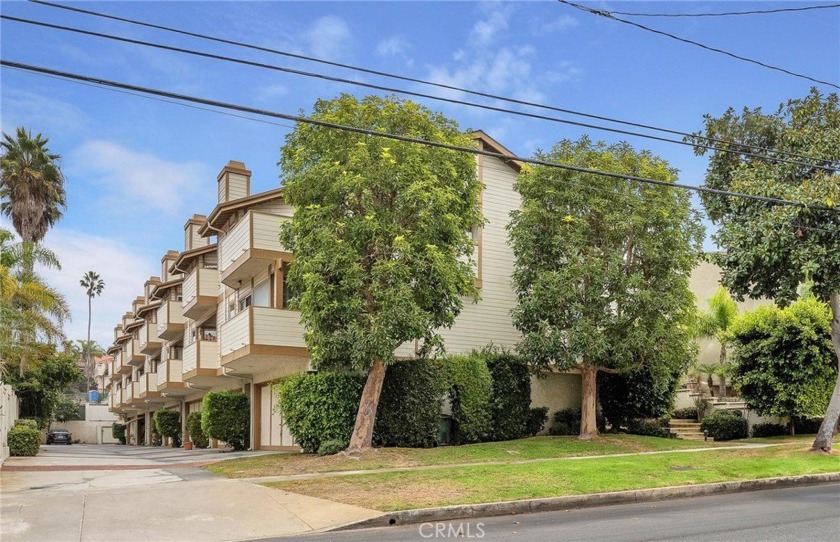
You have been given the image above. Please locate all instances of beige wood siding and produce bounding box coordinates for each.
[252,307,306,347]
[254,201,294,217]
[219,309,250,356]
[252,212,287,252]
[182,341,197,373]
[197,268,219,297]
[260,384,294,447]
[219,217,251,273]
[227,172,249,201]
[183,270,198,307]
[436,155,521,354]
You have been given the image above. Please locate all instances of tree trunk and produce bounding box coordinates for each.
[87,295,93,391]
[579,365,598,440]
[812,292,840,452]
[718,345,727,397]
[347,359,387,452]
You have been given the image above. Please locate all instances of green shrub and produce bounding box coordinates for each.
[526,407,549,436]
[14,418,39,430]
[484,350,532,441]
[701,411,748,441]
[153,408,182,448]
[598,356,688,428]
[792,416,823,434]
[151,424,163,446]
[751,422,788,438]
[626,418,671,438]
[318,439,347,456]
[8,425,41,456]
[201,390,249,450]
[375,360,446,448]
[112,422,126,444]
[186,411,209,448]
[278,372,365,453]
[437,355,492,444]
[671,407,698,420]
[549,408,581,436]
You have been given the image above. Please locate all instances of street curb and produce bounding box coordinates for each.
[329,472,840,531]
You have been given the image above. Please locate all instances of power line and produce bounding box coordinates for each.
[24,0,838,168]
[3,14,836,173]
[3,59,837,215]
[559,1,840,90]
[610,3,840,18]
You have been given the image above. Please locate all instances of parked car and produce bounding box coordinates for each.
[46,429,72,445]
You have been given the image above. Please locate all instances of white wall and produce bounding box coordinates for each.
[1,384,19,463]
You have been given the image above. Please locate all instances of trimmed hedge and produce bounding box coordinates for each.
[8,424,41,456]
[187,411,209,448]
[14,418,39,430]
[549,408,581,436]
[526,407,549,436]
[701,411,748,441]
[484,351,532,441]
[792,416,823,434]
[751,422,788,438]
[112,422,126,444]
[437,355,493,444]
[626,418,671,438]
[201,390,249,450]
[375,360,446,448]
[153,408,181,448]
[671,407,698,420]
[278,372,365,453]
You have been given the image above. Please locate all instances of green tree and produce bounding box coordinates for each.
[80,271,105,389]
[279,95,482,451]
[690,89,840,452]
[696,286,739,397]
[8,349,82,428]
[0,228,69,376]
[0,127,66,246]
[729,297,837,433]
[509,138,703,439]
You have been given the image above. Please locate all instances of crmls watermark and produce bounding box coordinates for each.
[418,522,485,539]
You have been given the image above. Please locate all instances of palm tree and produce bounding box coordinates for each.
[0,127,67,247]
[696,286,739,397]
[0,228,69,376]
[80,271,105,389]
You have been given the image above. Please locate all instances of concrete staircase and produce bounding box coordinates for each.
[669,419,705,441]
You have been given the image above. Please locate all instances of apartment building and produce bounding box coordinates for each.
[106,131,735,449]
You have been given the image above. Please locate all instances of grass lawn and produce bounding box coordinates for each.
[267,441,840,511]
[207,434,735,478]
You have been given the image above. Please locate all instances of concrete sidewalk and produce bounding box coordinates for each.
[0,445,380,541]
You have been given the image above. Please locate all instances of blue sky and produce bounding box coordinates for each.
[1,1,838,347]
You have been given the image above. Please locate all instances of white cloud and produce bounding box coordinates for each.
[256,83,290,102]
[38,228,155,348]
[378,36,410,57]
[68,140,212,215]
[1,87,89,135]
[470,5,512,46]
[304,16,351,59]
[536,15,579,35]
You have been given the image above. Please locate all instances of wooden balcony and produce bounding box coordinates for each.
[183,267,219,321]
[138,372,162,401]
[115,350,133,375]
[138,322,162,355]
[124,339,145,367]
[182,336,222,387]
[156,300,185,341]
[156,357,188,396]
[218,211,290,287]
[219,306,307,374]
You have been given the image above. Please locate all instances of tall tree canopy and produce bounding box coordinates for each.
[509,138,703,439]
[729,295,837,431]
[0,127,66,244]
[80,271,105,388]
[696,286,739,397]
[690,90,840,451]
[279,94,482,451]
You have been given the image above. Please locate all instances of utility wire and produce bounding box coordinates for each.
[24,0,837,168]
[559,1,840,90]
[3,59,837,215]
[3,14,836,173]
[610,3,840,18]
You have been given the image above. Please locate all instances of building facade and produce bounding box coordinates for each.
[107,132,740,448]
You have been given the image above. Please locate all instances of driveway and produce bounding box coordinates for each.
[0,445,380,541]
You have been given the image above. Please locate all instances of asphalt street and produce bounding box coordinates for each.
[283,483,840,542]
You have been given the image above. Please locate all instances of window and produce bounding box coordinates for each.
[227,296,237,319]
[172,346,183,360]
[253,279,270,307]
[238,294,252,311]
[282,262,298,309]
[201,328,217,342]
